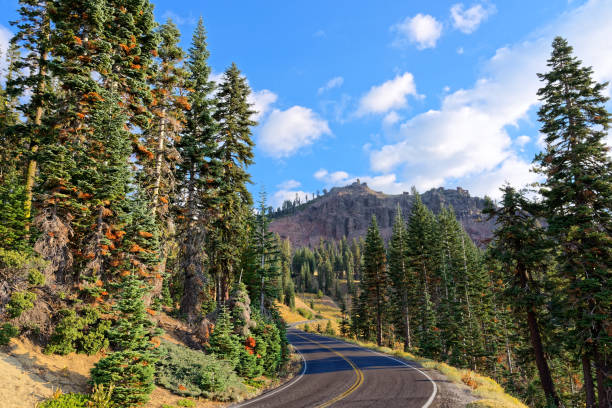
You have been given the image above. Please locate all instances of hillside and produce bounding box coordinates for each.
[270,181,495,247]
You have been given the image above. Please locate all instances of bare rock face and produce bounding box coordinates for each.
[269,182,495,247]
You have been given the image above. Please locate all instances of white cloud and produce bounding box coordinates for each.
[314,168,414,194]
[318,76,344,94]
[450,3,496,34]
[161,10,197,25]
[277,179,301,190]
[515,135,531,147]
[383,111,401,127]
[259,106,331,158]
[357,72,419,116]
[271,189,313,208]
[370,0,612,198]
[249,89,278,121]
[313,29,326,38]
[392,14,443,50]
[0,25,12,80]
[457,47,464,54]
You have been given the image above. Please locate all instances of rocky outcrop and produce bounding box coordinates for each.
[269,181,495,247]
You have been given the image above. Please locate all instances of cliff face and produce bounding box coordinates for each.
[269,182,495,247]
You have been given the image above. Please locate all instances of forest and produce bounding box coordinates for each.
[287,38,611,408]
[0,0,292,406]
[0,0,610,407]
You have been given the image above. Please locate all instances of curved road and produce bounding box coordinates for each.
[233,329,438,408]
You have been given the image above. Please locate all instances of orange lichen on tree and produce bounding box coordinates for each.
[138,231,153,238]
[73,36,82,45]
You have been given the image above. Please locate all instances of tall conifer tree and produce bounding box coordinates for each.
[536,37,611,407]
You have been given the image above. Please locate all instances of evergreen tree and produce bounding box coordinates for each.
[406,190,441,357]
[388,205,414,351]
[207,303,241,368]
[7,0,53,229]
[484,186,561,406]
[535,37,611,407]
[177,17,220,322]
[361,215,387,346]
[208,63,256,302]
[90,273,160,406]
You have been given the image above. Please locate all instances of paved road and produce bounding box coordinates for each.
[232,329,437,408]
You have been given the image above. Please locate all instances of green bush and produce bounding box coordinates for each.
[296,308,312,319]
[303,323,310,332]
[90,350,156,406]
[6,291,36,318]
[27,269,45,286]
[38,393,90,408]
[0,323,19,345]
[176,398,196,407]
[325,320,335,335]
[156,341,246,401]
[316,290,323,299]
[45,307,110,355]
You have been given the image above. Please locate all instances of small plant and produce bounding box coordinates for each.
[0,323,19,345]
[325,320,335,336]
[89,382,115,408]
[303,323,310,332]
[45,308,109,356]
[309,299,314,309]
[27,269,46,286]
[156,341,246,401]
[176,398,196,407]
[38,392,90,408]
[316,290,323,299]
[6,290,36,318]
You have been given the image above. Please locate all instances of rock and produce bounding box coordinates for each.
[270,182,496,247]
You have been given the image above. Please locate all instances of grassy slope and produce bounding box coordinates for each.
[284,294,526,408]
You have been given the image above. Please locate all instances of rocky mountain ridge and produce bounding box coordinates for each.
[269,181,495,247]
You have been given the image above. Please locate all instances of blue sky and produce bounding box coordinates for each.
[2,0,611,207]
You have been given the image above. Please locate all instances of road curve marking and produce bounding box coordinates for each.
[293,333,364,408]
[339,341,438,408]
[231,341,307,407]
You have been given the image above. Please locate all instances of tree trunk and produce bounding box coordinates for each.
[518,263,561,407]
[404,305,411,351]
[526,308,561,407]
[594,345,611,408]
[152,109,167,212]
[583,353,596,408]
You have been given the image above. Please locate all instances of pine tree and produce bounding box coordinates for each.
[7,0,53,229]
[208,62,256,302]
[177,17,220,321]
[247,192,280,314]
[406,190,441,357]
[208,303,241,368]
[484,186,561,406]
[361,215,387,346]
[388,205,414,351]
[535,37,611,407]
[90,273,160,406]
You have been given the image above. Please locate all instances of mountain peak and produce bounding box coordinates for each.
[270,183,493,247]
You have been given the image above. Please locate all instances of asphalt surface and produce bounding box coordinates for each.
[232,329,438,408]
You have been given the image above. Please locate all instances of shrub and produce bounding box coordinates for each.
[207,304,240,368]
[176,398,195,407]
[156,341,246,401]
[325,320,335,336]
[38,393,90,408]
[89,383,115,408]
[316,290,323,299]
[0,323,19,345]
[296,308,312,319]
[45,307,110,355]
[90,350,156,406]
[303,323,310,332]
[6,291,36,318]
[27,269,45,286]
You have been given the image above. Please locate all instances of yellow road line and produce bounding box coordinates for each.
[294,333,364,408]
